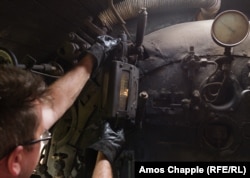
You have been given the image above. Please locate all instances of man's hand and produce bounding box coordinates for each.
[85,122,125,177]
[86,35,120,70]
[88,122,125,163]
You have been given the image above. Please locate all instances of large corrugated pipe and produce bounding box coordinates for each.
[99,0,221,28]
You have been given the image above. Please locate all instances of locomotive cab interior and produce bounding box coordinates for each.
[1,0,250,177]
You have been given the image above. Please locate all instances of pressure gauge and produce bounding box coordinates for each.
[211,10,249,47]
[0,47,18,65]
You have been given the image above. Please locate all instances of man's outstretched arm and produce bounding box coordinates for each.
[41,34,120,130]
[42,53,94,129]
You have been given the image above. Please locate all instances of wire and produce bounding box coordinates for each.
[30,70,61,79]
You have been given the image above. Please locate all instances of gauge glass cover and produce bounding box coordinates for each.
[211,10,249,47]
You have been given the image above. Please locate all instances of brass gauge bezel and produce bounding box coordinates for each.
[211,10,249,47]
[0,47,18,65]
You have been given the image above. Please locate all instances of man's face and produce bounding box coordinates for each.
[19,102,45,178]
[19,141,42,178]
[0,102,45,178]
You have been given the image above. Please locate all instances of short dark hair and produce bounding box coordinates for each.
[0,65,48,159]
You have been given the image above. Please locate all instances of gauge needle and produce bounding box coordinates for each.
[219,20,235,33]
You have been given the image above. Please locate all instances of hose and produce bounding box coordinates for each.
[99,0,221,28]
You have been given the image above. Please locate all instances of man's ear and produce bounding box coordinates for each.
[7,146,24,176]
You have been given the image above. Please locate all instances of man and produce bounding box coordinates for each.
[0,35,124,178]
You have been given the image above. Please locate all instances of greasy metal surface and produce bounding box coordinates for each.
[135,18,250,164]
[143,20,250,63]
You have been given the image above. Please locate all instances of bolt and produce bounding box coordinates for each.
[139,91,148,99]
[193,90,200,98]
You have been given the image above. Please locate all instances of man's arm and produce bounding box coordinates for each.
[92,151,113,178]
[41,34,120,130]
[42,53,94,129]
[86,122,125,178]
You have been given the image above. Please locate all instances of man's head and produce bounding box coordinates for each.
[0,65,49,177]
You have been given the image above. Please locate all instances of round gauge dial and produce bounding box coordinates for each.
[0,47,18,65]
[211,10,249,47]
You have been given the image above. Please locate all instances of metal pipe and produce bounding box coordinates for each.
[99,0,221,28]
[135,7,148,48]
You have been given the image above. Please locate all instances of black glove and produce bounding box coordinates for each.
[87,35,120,70]
[85,122,124,178]
[88,122,125,163]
